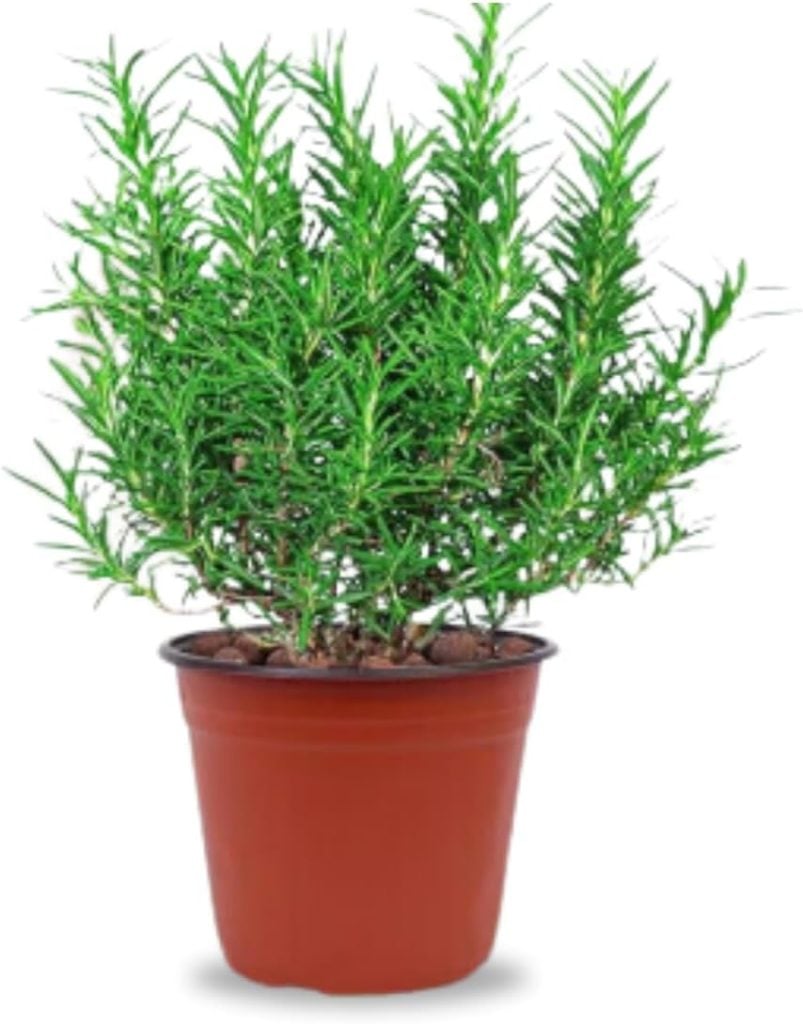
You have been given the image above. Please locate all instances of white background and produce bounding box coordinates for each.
[1,2,801,1021]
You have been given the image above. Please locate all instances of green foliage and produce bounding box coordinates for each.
[14,6,748,652]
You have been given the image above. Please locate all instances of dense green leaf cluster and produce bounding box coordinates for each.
[14,5,747,652]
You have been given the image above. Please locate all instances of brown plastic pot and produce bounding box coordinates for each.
[160,628,557,994]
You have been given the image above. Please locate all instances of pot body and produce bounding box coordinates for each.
[174,655,546,993]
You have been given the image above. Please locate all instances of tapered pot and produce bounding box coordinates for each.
[161,629,557,994]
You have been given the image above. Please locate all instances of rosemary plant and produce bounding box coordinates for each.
[13,5,748,656]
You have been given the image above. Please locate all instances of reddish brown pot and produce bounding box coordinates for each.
[161,629,557,994]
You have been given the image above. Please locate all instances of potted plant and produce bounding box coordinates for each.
[11,3,750,995]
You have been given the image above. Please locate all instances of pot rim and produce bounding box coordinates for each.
[159,624,558,681]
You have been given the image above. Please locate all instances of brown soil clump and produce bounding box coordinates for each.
[212,645,248,664]
[427,630,478,665]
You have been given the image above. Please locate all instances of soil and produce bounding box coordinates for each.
[183,625,539,670]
